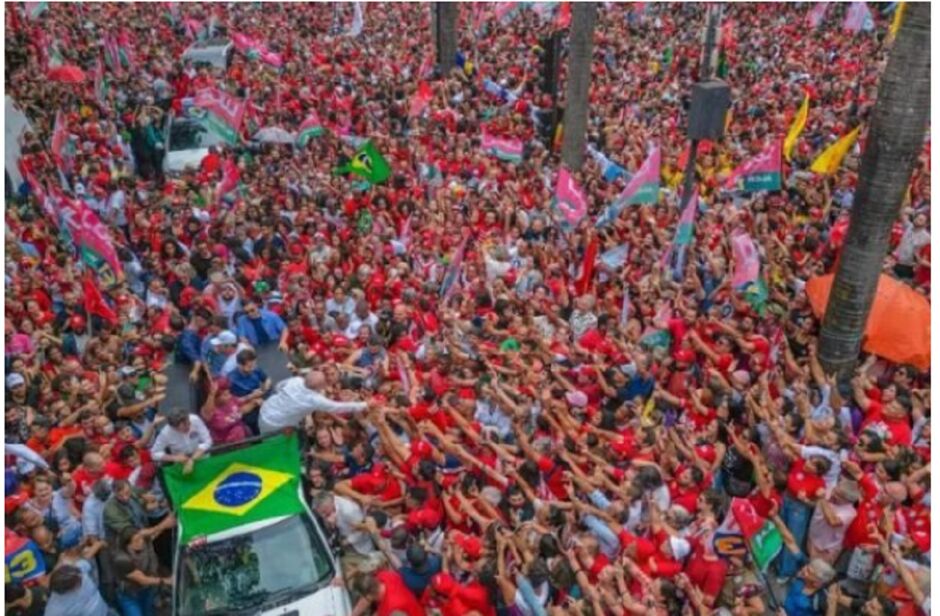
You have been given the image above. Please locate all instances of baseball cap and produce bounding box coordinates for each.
[6,373,25,388]
[210,331,238,346]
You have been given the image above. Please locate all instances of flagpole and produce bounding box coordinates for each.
[740,532,782,611]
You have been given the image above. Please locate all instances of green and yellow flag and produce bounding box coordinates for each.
[337,141,391,184]
[810,125,861,176]
[783,93,809,161]
[162,433,305,544]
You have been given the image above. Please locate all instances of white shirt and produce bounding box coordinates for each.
[808,501,855,554]
[259,377,367,434]
[334,495,375,556]
[150,415,213,462]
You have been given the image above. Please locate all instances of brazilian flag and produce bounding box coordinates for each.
[161,433,305,544]
[336,141,391,184]
[741,278,769,316]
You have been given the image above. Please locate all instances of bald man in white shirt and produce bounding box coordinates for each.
[259,370,370,434]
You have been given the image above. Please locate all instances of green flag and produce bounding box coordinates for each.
[161,433,305,544]
[741,277,769,316]
[750,521,784,571]
[337,141,391,184]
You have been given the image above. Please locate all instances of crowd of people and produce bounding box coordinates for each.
[3,3,931,616]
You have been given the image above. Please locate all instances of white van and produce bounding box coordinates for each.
[162,112,224,175]
[181,38,234,70]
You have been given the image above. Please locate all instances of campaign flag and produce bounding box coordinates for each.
[662,188,699,277]
[162,432,305,545]
[50,110,68,171]
[440,234,470,298]
[82,272,117,324]
[295,111,325,146]
[553,167,589,229]
[94,56,110,109]
[587,144,628,182]
[231,32,283,67]
[102,35,121,73]
[575,236,599,296]
[599,243,630,271]
[806,3,829,28]
[337,141,392,184]
[481,132,524,163]
[723,139,782,193]
[348,2,364,36]
[731,498,783,571]
[843,2,875,33]
[810,126,861,176]
[742,277,769,316]
[116,30,135,70]
[193,87,247,145]
[77,200,123,285]
[409,81,433,118]
[23,2,47,20]
[783,93,809,161]
[215,159,240,202]
[731,233,761,288]
[5,530,45,584]
[596,145,660,227]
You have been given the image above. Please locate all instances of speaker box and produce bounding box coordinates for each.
[688,80,731,141]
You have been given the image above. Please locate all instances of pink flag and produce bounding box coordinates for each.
[194,87,247,130]
[731,232,761,288]
[481,131,524,163]
[215,159,240,202]
[76,199,123,283]
[843,2,874,33]
[806,3,829,28]
[553,167,588,228]
[722,139,782,192]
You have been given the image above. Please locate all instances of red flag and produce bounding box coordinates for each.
[730,497,765,540]
[575,236,599,296]
[82,273,117,324]
[409,81,433,118]
[555,2,571,29]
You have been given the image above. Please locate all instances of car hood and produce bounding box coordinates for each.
[165,148,209,173]
[258,584,350,616]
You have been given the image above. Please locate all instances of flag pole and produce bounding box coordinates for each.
[740,529,781,611]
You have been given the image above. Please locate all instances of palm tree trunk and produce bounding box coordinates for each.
[560,2,597,171]
[818,2,930,376]
[434,3,458,76]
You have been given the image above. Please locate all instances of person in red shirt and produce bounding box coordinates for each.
[70,451,106,508]
[353,569,425,616]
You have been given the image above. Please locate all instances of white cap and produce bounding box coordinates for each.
[6,373,25,388]
[210,331,238,346]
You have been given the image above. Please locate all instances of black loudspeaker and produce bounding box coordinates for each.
[540,31,563,95]
[688,80,731,141]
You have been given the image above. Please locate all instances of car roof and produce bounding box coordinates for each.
[185,37,231,51]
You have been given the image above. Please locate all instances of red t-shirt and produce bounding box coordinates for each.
[376,570,425,616]
[685,553,728,600]
[861,400,913,446]
[786,459,825,501]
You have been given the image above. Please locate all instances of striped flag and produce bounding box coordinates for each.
[193,87,247,145]
[76,200,123,286]
[481,132,524,163]
[662,188,699,277]
[295,111,325,146]
[723,139,782,193]
[93,56,109,109]
[102,35,121,73]
[23,2,48,20]
[599,243,630,270]
[596,145,661,227]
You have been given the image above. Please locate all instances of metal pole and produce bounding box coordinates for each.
[678,5,722,212]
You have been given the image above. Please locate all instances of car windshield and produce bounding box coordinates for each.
[168,119,221,152]
[176,515,333,616]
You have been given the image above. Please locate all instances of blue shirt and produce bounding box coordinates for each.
[235,310,286,347]
[783,578,824,616]
[398,553,442,596]
[229,367,268,397]
[176,328,203,365]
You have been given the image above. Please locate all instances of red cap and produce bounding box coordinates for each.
[452,532,483,560]
[674,349,696,364]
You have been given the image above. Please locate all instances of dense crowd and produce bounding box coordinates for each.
[3,3,931,616]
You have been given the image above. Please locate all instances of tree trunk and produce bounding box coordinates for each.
[818,2,930,376]
[435,3,458,76]
[560,2,597,171]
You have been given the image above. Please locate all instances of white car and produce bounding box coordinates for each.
[173,513,350,616]
[162,113,224,175]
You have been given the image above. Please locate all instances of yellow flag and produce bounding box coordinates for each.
[783,94,809,161]
[810,126,862,176]
[890,2,906,38]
